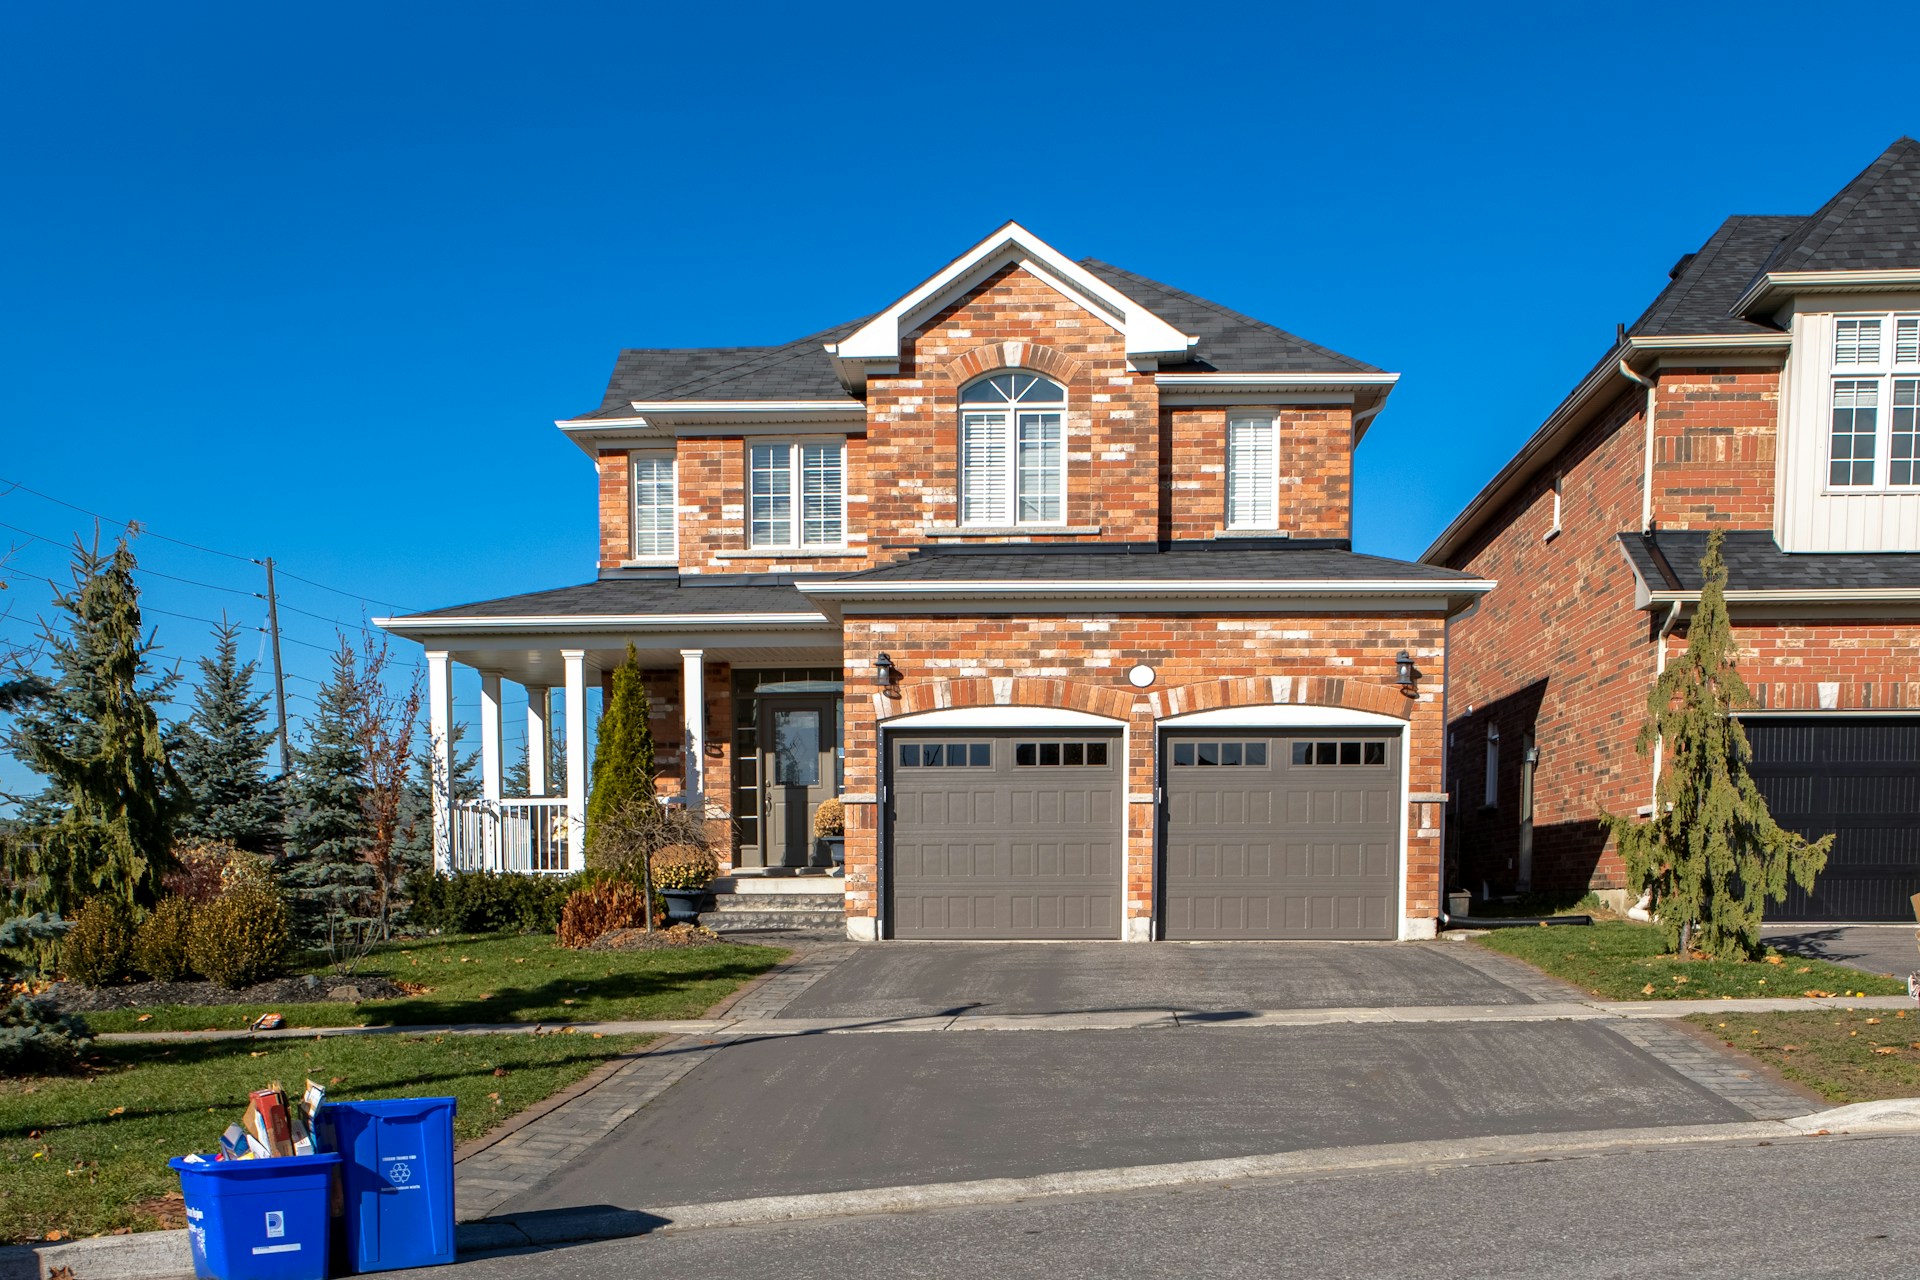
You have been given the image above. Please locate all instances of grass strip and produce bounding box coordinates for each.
[1687,1007,1920,1106]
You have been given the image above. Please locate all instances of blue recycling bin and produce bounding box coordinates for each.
[169,1153,341,1280]
[318,1097,457,1273]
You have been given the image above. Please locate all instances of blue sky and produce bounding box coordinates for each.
[1,1,1915,794]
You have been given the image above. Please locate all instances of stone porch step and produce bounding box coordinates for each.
[712,875,847,896]
[711,892,846,913]
[699,908,847,933]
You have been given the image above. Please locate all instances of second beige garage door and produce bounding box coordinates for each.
[1162,731,1400,940]
[887,730,1122,940]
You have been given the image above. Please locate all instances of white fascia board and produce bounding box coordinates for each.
[802,578,1492,599]
[1646,587,1920,606]
[1735,269,1920,318]
[827,223,1196,369]
[555,403,866,453]
[624,400,864,417]
[1153,373,1402,390]
[375,612,830,633]
[1622,334,1789,356]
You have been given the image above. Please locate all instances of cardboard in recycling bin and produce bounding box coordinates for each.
[320,1097,457,1273]
[169,1152,341,1280]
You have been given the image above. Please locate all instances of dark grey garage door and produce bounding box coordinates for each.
[887,731,1122,940]
[1747,717,1920,922]
[1163,732,1400,940]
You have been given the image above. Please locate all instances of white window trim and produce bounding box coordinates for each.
[958,373,1068,528]
[1824,310,1920,494]
[1225,411,1281,532]
[748,438,849,551]
[628,450,677,564]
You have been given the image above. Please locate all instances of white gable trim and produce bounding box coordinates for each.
[826,223,1196,388]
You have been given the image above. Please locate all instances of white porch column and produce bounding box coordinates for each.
[680,649,705,810]
[562,649,590,870]
[478,672,504,803]
[426,650,454,873]
[525,685,550,797]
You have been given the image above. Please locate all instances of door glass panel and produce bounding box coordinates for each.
[772,709,822,785]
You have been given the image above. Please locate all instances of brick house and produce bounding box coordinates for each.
[1426,139,1920,921]
[379,224,1490,941]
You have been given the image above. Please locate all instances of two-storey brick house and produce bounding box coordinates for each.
[381,224,1491,941]
[1427,139,1920,921]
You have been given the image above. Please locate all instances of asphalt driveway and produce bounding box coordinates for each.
[775,941,1535,1019]
[1764,925,1920,978]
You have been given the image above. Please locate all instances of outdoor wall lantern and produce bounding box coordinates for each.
[875,652,900,688]
[1394,649,1423,697]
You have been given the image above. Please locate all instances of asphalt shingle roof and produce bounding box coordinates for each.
[1617,531,1920,594]
[403,576,831,620]
[832,541,1479,586]
[1763,137,1920,274]
[571,256,1379,417]
[1628,215,1806,337]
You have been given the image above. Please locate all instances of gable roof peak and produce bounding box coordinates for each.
[1747,136,1920,284]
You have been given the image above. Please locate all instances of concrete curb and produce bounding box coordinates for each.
[10,1103,1920,1277]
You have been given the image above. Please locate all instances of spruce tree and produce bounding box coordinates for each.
[3,537,182,915]
[1602,531,1832,959]
[585,645,656,847]
[174,619,283,852]
[282,642,374,940]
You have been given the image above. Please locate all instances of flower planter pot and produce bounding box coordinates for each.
[660,888,705,926]
[816,836,845,875]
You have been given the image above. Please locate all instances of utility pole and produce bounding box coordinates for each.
[263,557,292,776]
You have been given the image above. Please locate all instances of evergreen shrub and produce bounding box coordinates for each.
[0,994,92,1076]
[188,883,291,988]
[133,896,198,982]
[61,897,137,987]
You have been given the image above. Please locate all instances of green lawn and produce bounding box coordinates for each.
[1475,920,1905,1000]
[1688,1008,1920,1106]
[0,1030,649,1244]
[80,932,784,1033]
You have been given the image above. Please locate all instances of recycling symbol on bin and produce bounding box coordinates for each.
[387,1162,413,1187]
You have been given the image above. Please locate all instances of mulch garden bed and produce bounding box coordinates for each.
[587,923,725,952]
[47,973,410,1012]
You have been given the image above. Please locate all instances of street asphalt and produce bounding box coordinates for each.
[500,1020,1749,1213]
[775,940,1533,1018]
[421,1134,1920,1279]
[1765,924,1920,979]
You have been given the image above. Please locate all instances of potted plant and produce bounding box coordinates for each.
[649,843,719,926]
[812,798,845,875]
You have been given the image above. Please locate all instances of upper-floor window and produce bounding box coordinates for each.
[959,373,1065,526]
[630,452,676,559]
[1226,413,1279,529]
[1828,312,1920,490]
[750,440,845,549]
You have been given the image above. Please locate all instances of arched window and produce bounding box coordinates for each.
[958,373,1066,526]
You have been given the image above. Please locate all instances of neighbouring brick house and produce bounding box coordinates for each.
[1427,138,1920,921]
[379,224,1490,941]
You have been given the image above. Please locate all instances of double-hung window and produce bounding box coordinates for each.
[629,452,677,560]
[958,373,1065,526]
[1828,312,1920,490]
[749,440,845,549]
[1226,412,1279,529]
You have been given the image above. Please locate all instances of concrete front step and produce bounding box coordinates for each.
[699,908,847,933]
[712,892,847,912]
[713,874,847,896]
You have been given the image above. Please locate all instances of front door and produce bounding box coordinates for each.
[760,697,836,869]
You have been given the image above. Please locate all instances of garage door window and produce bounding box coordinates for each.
[1014,741,1110,767]
[898,742,993,767]
[1170,741,1268,766]
[1290,740,1388,766]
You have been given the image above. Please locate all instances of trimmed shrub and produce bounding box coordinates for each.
[557,879,657,949]
[0,994,92,1076]
[407,870,583,936]
[650,843,718,891]
[133,897,198,982]
[188,884,291,988]
[61,898,136,987]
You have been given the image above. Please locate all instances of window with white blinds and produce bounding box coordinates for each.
[629,453,676,559]
[750,441,846,548]
[1226,414,1278,529]
[1828,312,1920,490]
[958,373,1066,525]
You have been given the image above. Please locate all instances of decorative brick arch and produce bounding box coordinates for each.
[942,340,1084,389]
[1149,675,1413,721]
[874,676,1134,723]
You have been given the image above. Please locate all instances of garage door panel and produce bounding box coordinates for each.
[1164,732,1399,941]
[890,731,1121,940]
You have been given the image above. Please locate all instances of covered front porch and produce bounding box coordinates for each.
[377,578,848,879]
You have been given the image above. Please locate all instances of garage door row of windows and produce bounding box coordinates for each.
[1171,739,1388,767]
[897,740,1113,768]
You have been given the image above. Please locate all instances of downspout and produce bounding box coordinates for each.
[1618,358,1657,533]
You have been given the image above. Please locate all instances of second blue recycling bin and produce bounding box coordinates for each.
[318,1097,457,1274]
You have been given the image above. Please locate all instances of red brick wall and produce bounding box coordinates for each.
[836,612,1448,934]
[1648,366,1779,531]
[671,436,873,575]
[1166,407,1353,539]
[1445,389,1654,898]
[1670,620,1920,712]
[596,451,630,569]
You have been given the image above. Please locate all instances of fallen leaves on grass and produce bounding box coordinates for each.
[1765,954,1784,966]
[1874,1047,1899,1056]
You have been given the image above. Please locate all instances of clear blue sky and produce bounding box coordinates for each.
[1,2,1915,793]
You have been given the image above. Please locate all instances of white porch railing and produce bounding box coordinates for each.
[452,798,572,874]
